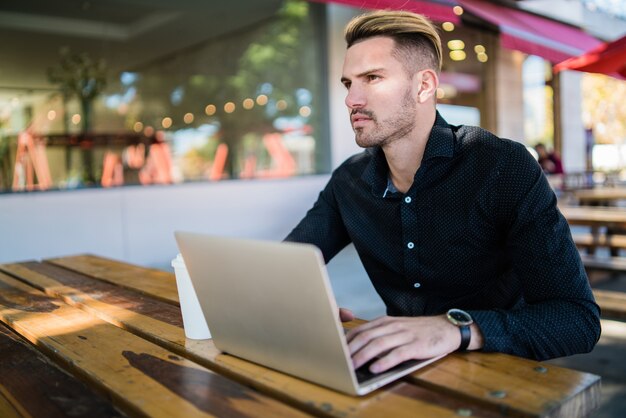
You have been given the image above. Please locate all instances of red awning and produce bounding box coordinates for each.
[458,0,602,63]
[308,0,461,23]
[554,34,626,80]
[312,0,601,63]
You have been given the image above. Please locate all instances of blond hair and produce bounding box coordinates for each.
[344,10,442,74]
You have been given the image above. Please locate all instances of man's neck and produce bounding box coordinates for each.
[382,109,436,194]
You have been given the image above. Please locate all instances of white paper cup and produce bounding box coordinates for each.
[171,254,211,339]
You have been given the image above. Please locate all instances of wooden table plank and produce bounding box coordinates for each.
[5,258,601,418]
[573,188,626,204]
[408,352,601,418]
[0,394,22,418]
[0,323,127,418]
[1,261,498,418]
[593,289,626,320]
[0,271,310,418]
[3,261,186,352]
[47,254,180,305]
[560,205,626,229]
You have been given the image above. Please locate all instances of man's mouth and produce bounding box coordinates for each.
[351,111,374,126]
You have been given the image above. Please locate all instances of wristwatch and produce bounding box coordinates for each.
[446,308,473,351]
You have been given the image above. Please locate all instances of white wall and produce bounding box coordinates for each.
[559,71,587,172]
[327,4,363,168]
[496,49,526,142]
[0,176,328,267]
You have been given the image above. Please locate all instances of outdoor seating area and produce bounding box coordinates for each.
[546,174,626,414]
[557,176,626,318]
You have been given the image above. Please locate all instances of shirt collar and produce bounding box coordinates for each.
[361,111,456,197]
[423,111,455,161]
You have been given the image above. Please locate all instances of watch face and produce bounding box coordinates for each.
[447,309,473,326]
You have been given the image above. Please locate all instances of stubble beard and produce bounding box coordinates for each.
[353,89,418,148]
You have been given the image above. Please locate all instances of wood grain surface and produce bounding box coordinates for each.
[560,205,626,229]
[1,261,499,418]
[0,323,126,418]
[0,271,309,418]
[47,254,180,305]
[0,256,603,418]
[408,352,601,418]
[593,289,626,320]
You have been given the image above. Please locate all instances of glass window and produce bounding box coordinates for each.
[437,22,487,127]
[0,0,328,192]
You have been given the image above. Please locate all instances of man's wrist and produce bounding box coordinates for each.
[468,322,484,351]
[458,324,471,351]
[446,309,473,351]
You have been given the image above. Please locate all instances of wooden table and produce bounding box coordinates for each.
[572,187,626,206]
[560,205,626,229]
[0,254,601,418]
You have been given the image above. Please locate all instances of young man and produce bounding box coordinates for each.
[286,10,600,374]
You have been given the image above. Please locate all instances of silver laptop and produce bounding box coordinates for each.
[175,231,445,396]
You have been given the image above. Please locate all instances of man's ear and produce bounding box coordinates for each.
[416,69,439,103]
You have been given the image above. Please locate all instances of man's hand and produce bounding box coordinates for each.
[346,315,478,373]
[339,307,355,322]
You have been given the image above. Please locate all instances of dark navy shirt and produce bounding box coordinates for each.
[286,112,600,360]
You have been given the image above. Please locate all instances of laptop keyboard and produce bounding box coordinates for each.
[354,357,422,384]
[343,328,421,384]
[354,358,380,383]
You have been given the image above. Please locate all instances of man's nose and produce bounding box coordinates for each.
[345,86,365,109]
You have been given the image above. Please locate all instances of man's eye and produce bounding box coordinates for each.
[367,75,380,81]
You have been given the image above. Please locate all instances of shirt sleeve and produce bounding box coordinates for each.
[284,174,351,263]
[467,142,601,360]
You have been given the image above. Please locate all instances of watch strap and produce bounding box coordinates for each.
[458,325,471,351]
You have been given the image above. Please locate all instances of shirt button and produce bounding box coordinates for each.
[404,196,412,203]
[407,242,415,249]
[413,282,421,288]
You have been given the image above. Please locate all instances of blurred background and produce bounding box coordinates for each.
[1,0,624,267]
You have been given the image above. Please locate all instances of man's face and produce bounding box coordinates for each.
[341,36,419,148]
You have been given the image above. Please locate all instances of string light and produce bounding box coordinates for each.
[448,40,465,50]
[243,98,255,110]
[205,104,216,116]
[453,6,464,15]
[299,106,311,117]
[47,110,56,121]
[133,122,143,132]
[224,102,236,113]
[162,117,172,129]
[442,22,455,32]
[184,113,194,124]
[450,50,467,61]
[71,114,81,125]
[256,94,268,106]
[276,100,288,111]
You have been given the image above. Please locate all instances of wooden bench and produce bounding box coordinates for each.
[573,233,626,252]
[578,256,626,319]
[593,289,626,321]
[579,253,626,273]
